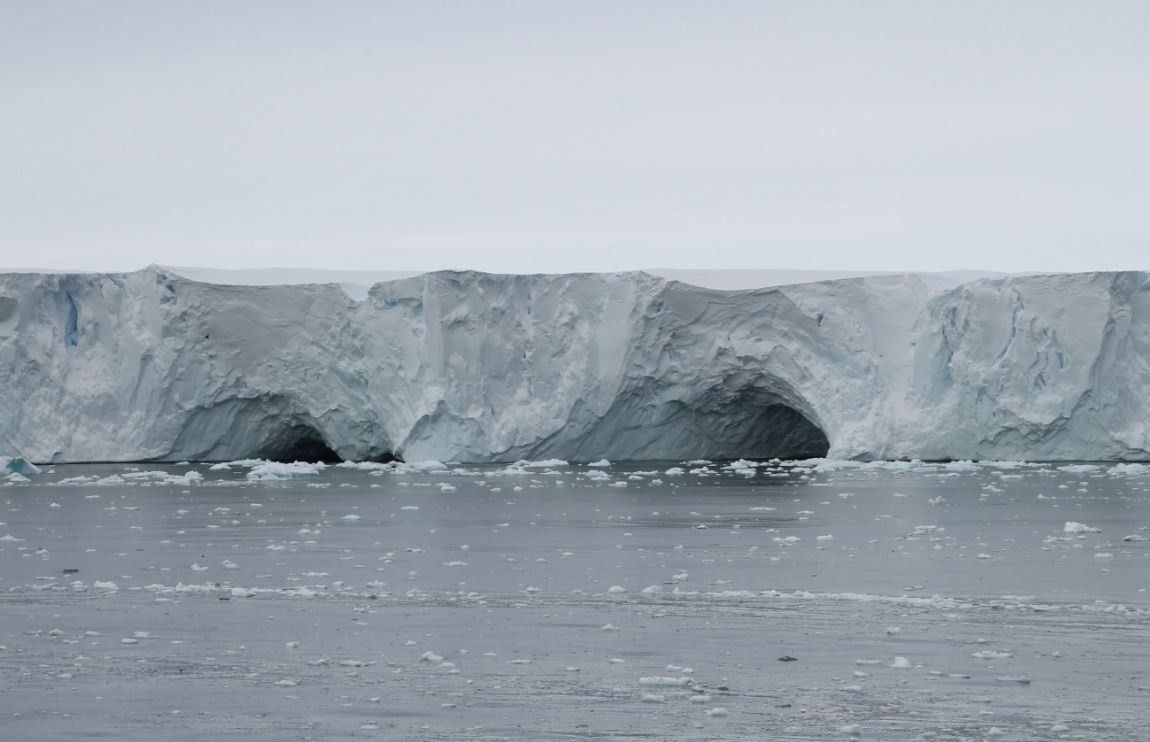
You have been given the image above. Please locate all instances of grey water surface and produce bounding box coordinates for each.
[1,459,1148,741]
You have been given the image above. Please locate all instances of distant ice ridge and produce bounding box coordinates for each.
[2,267,1150,463]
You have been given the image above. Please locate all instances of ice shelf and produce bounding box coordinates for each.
[2,267,1148,462]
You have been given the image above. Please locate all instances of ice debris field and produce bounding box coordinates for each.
[2,457,1149,740]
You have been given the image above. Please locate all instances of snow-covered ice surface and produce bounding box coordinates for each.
[4,267,1150,464]
[2,460,1148,740]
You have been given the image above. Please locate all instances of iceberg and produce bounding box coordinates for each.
[1,456,40,477]
[2,266,1149,463]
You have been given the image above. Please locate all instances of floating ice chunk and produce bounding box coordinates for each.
[705,707,729,717]
[247,461,324,480]
[587,459,611,467]
[336,460,393,471]
[121,469,201,485]
[341,514,361,521]
[889,656,913,669]
[0,456,40,477]
[393,460,449,474]
[213,458,270,469]
[639,676,691,686]
[1064,521,1100,534]
[1110,463,1150,476]
[514,459,569,468]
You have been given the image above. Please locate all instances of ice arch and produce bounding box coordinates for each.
[717,392,830,460]
[161,396,358,463]
[531,374,830,461]
[254,423,343,463]
[660,383,830,460]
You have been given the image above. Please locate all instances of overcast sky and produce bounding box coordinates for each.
[1,1,1147,274]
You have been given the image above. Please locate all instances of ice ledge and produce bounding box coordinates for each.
[1,267,1148,463]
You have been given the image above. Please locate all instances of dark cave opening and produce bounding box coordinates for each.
[257,425,344,464]
[748,404,830,459]
[678,385,830,460]
[576,387,831,461]
[164,397,402,463]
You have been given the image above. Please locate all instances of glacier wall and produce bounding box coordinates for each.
[1,267,1148,463]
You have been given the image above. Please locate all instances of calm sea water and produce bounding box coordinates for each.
[2,459,1148,740]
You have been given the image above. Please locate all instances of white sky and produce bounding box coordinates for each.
[1,1,1147,274]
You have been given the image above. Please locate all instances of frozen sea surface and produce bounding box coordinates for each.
[1,459,1148,740]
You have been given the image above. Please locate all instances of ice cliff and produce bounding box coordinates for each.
[2,267,1149,463]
